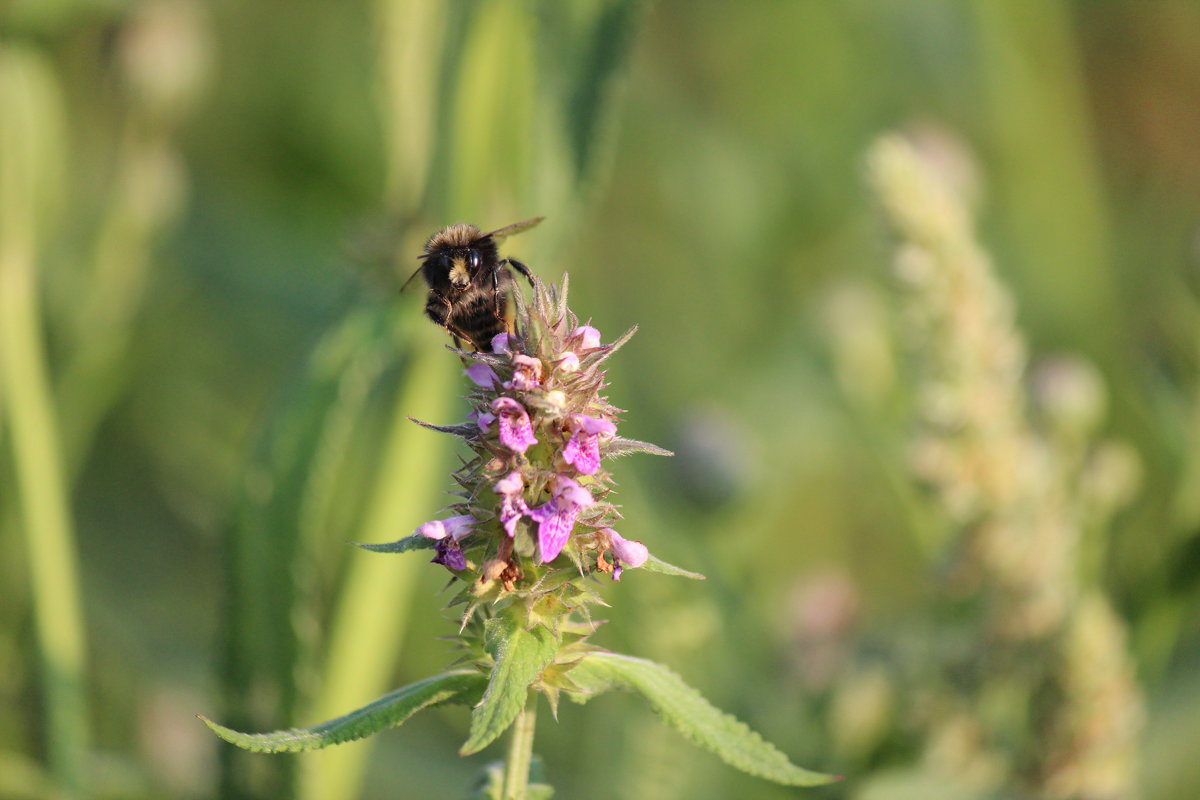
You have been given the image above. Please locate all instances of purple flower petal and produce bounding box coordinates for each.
[528,476,594,562]
[491,333,512,354]
[416,520,449,540]
[491,397,538,453]
[466,362,499,388]
[495,470,524,496]
[557,352,580,373]
[607,529,648,570]
[572,325,602,350]
[573,415,617,437]
[549,475,594,510]
[507,355,543,391]
[432,539,467,571]
[495,471,528,538]
[467,409,496,433]
[443,515,476,541]
[562,431,601,474]
[417,514,476,541]
[562,416,615,475]
[536,507,578,563]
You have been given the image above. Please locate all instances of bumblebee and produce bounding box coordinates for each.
[403,217,543,351]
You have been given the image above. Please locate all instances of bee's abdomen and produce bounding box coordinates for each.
[431,289,511,351]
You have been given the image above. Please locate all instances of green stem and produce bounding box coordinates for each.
[1,47,88,798]
[501,695,537,800]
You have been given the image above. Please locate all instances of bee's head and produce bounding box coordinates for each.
[434,247,481,288]
[421,223,501,289]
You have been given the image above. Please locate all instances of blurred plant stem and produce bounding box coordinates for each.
[501,699,537,800]
[58,129,184,468]
[0,45,89,798]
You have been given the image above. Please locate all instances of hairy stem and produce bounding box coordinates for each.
[501,695,537,800]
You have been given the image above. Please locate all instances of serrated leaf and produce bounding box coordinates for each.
[640,553,705,580]
[604,437,674,458]
[569,653,837,787]
[351,533,436,554]
[200,670,486,753]
[460,614,559,755]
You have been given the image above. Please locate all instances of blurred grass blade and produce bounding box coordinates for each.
[220,303,406,800]
[375,0,446,212]
[441,0,535,219]
[973,1,1116,349]
[556,0,645,184]
[530,0,647,244]
[299,333,457,800]
[570,652,838,787]
[203,669,486,753]
[0,45,88,798]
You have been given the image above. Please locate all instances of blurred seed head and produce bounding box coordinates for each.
[1082,441,1142,522]
[1042,593,1143,800]
[901,121,982,214]
[1030,355,1108,439]
[118,0,211,124]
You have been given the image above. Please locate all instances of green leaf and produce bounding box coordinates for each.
[200,670,486,753]
[351,533,436,554]
[569,653,837,787]
[460,614,559,755]
[640,553,706,580]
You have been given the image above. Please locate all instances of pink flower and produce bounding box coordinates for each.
[603,528,648,580]
[491,333,513,354]
[466,362,499,388]
[491,396,538,453]
[529,475,595,563]
[506,354,544,391]
[467,409,496,433]
[494,471,529,538]
[561,414,617,475]
[557,352,580,373]
[572,325,602,350]
[416,514,475,541]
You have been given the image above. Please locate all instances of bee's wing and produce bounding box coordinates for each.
[481,216,544,243]
[399,263,425,292]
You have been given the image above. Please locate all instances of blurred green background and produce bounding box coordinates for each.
[2,1,1199,798]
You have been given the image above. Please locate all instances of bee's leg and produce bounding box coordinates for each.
[488,266,508,328]
[427,296,476,352]
[503,257,535,286]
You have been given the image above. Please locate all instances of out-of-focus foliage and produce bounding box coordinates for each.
[1,1,1199,799]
